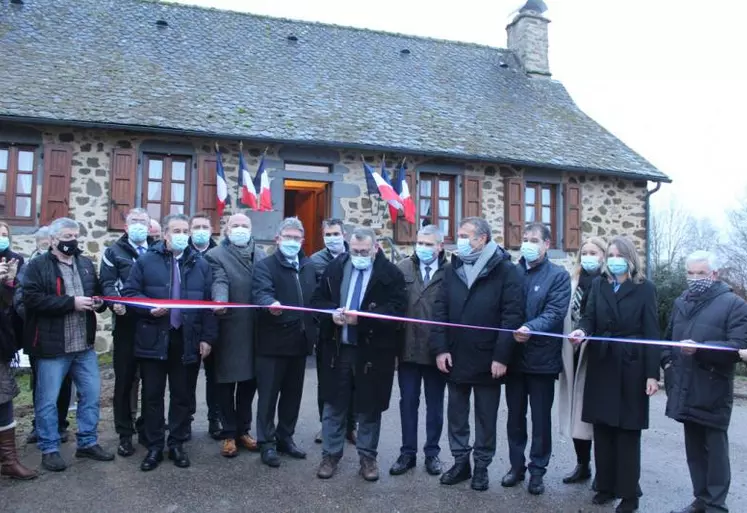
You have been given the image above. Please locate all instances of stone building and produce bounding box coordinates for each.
[0,0,669,348]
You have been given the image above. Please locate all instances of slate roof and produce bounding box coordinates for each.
[0,0,669,181]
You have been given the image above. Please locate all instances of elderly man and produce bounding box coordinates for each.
[148,219,162,242]
[100,207,153,457]
[389,224,448,477]
[503,223,571,495]
[299,218,356,445]
[23,217,112,472]
[205,211,266,457]
[30,226,51,259]
[431,217,524,492]
[311,227,407,481]
[252,217,309,468]
[123,214,217,471]
[663,251,747,513]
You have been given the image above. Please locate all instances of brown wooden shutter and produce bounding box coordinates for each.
[40,145,73,225]
[108,148,138,230]
[394,170,416,244]
[563,182,582,251]
[462,176,483,218]
[503,176,525,250]
[197,155,220,233]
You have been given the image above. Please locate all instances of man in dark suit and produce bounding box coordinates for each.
[312,227,407,482]
[252,217,309,468]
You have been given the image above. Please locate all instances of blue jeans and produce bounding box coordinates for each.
[35,349,101,454]
[398,362,445,458]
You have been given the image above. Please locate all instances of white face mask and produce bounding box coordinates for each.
[324,235,345,254]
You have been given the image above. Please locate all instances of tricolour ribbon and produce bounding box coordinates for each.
[96,296,737,352]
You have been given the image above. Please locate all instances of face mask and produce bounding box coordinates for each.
[0,236,9,252]
[279,240,301,258]
[228,227,251,247]
[128,223,148,244]
[351,255,372,270]
[192,229,211,247]
[170,233,189,253]
[456,238,473,257]
[607,257,628,276]
[687,277,714,295]
[581,255,601,273]
[520,242,541,263]
[415,245,436,264]
[324,235,345,254]
[57,239,79,257]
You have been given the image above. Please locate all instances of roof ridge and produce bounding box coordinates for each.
[140,0,510,53]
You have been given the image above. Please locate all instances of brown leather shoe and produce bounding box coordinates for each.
[359,456,379,482]
[317,454,340,479]
[221,439,238,458]
[237,434,259,452]
[0,427,38,480]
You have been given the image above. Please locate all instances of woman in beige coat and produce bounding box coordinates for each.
[558,237,607,484]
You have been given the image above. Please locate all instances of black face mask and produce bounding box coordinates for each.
[57,239,79,257]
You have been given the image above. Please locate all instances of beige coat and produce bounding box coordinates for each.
[558,279,593,441]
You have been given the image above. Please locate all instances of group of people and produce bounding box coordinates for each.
[0,210,745,513]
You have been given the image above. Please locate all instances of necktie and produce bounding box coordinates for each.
[170,257,182,329]
[347,270,364,345]
[424,265,432,285]
[137,246,145,255]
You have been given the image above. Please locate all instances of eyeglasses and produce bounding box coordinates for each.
[280,235,303,242]
[350,249,372,257]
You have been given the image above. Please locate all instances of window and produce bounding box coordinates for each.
[0,146,37,222]
[284,162,331,174]
[418,174,456,240]
[525,182,557,245]
[142,154,192,221]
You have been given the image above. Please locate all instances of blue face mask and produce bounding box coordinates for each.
[128,223,148,244]
[228,227,251,247]
[170,233,189,253]
[580,255,601,273]
[607,257,628,276]
[279,240,301,258]
[324,235,345,254]
[415,244,436,264]
[456,238,473,257]
[0,236,9,252]
[351,255,372,270]
[520,242,541,263]
[192,229,211,247]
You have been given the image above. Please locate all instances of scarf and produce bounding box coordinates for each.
[461,240,498,289]
[571,270,596,325]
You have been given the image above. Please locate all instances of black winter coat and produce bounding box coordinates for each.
[311,251,407,414]
[578,276,660,430]
[122,243,218,365]
[0,248,24,351]
[430,246,525,386]
[252,249,309,357]
[511,257,572,375]
[663,281,747,430]
[22,251,105,358]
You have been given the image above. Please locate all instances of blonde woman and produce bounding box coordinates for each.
[558,237,607,485]
[568,236,660,513]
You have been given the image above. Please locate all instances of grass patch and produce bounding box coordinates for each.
[14,372,33,411]
[97,351,113,367]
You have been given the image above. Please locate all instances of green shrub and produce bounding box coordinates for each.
[652,262,687,336]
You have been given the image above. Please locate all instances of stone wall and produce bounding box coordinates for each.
[5,123,648,351]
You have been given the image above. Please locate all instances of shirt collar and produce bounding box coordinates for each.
[420,258,438,272]
[128,238,148,251]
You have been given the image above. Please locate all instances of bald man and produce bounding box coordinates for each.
[149,219,161,242]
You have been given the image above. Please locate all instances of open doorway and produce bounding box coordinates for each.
[284,179,330,257]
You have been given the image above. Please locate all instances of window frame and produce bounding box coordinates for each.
[283,162,332,174]
[418,172,457,242]
[524,181,558,248]
[141,153,193,221]
[0,144,39,225]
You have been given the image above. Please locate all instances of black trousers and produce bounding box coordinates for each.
[505,373,556,476]
[684,421,730,511]
[186,353,219,422]
[218,379,256,439]
[30,355,71,432]
[316,347,355,433]
[571,349,592,465]
[112,320,141,437]
[447,382,501,468]
[593,423,642,500]
[255,355,306,448]
[139,329,191,451]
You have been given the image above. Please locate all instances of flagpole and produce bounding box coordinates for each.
[237,141,243,209]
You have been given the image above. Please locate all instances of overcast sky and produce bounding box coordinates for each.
[173,0,747,226]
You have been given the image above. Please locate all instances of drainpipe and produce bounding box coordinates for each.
[645,181,662,280]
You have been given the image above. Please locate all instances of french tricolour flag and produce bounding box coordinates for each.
[216,150,230,216]
[395,161,415,224]
[238,151,258,210]
[380,158,402,221]
[364,162,402,217]
[253,155,272,211]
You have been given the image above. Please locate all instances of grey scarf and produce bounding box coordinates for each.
[458,240,498,288]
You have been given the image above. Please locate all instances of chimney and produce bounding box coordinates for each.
[506,0,551,78]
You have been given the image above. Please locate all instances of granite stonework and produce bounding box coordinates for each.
[4,124,648,350]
